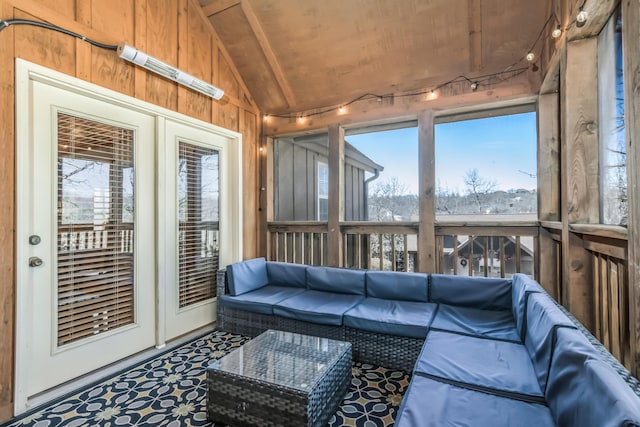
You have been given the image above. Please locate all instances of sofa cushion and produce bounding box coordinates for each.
[343,298,437,338]
[546,327,640,427]
[511,274,543,339]
[524,293,576,393]
[430,304,520,342]
[429,274,512,310]
[306,266,366,295]
[395,374,555,427]
[218,285,307,314]
[227,257,269,296]
[273,290,365,326]
[415,330,544,399]
[266,261,307,288]
[365,271,428,302]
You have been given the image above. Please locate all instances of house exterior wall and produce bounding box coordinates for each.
[0,0,260,419]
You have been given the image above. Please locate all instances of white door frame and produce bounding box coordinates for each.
[15,59,243,413]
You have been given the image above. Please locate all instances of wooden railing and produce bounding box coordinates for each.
[341,222,419,271]
[267,222,329,265]
[435,221,539,278]
[570,224,631,371]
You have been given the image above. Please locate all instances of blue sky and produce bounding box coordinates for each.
[347,112,538,195]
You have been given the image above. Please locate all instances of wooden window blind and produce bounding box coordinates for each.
[57,113,135,346]
[178,142,219,308]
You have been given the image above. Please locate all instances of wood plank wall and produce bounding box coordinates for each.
[0,0,260,420]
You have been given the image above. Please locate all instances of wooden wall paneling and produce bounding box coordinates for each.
[622,0,640,377]
[217,53,240,130]
[210,46,220,123]
[132,0,146,100]
[13,8,75,76]
[418,111,436,273]
[538,228,559,299]
[275,140,293,220]
[184,0,212,122]
[177,0,189,115]
[538,92,560,221]
[144,0,179,110]
[327,125,344,267]
[240,110,258,259]
[0,2,15,419]
[75,0,92,81]
[561,37,599,331]
[89,0,135,96]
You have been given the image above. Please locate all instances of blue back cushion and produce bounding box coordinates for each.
[306,266,366,295]
[429,274,512,310]
[546,327,640,426]
[227,257,269,296]
[365,271,428,302]
[266,261,307,288]
[524,293,575,393]
[511,274,543,337]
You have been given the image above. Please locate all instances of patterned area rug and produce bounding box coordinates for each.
[4,330,410,426]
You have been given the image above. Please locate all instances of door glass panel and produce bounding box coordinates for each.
[57,113,135,346]
[178,142,219,307]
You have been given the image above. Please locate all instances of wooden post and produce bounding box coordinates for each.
[418,111,437,273]
[622,0,640,377]
[560,36,599,331]
[327,125,344,267]
[537,92,561,297]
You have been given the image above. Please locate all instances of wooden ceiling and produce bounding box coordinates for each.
[200,0,550,116]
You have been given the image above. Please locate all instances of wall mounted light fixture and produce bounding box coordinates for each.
[118,43,225,100]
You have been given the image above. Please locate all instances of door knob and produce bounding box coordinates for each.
[29,257,43,267]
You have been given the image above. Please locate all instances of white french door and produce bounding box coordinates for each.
[159,119,234,340]
[16,79,156,402]
[15,59,243,413]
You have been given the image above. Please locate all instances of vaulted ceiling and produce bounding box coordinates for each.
[200,0,550,116]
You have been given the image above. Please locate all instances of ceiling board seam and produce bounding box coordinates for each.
[240,0,296,108]
[468,0,483,72]
[201,0,241,17]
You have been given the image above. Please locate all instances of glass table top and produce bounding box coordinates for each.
[208,330,351,392]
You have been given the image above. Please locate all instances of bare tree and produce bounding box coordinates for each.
[368,177,417,221]
[436,183,460,214]
[464,169,497,214]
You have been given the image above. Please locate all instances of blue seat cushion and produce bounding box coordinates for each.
[306,266,366,295]
[343,298,437,338]
[524,293,576,392]
[430,304,520,342]
[273,290,365,326]
[365,271,428,302]
[266,261,307,288]
[227,257,269,296]
[430,274,512,310]
[415,330,543,399]
[546,327,640,427]
[218,285,307,314]
[511,274,543,339]
[395,375,555,427]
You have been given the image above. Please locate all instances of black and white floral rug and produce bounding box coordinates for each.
[3,330,410,427]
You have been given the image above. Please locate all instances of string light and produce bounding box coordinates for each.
[338,105,346,114]
[263,114,269,121]
[470,81,478,91]
[427,89,438,100]
[526,52,535,62]
[576,7,588,27]
[297,115,305,124]
[552,25,562,38]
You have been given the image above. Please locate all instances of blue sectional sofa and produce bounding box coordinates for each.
[216,258,640,427]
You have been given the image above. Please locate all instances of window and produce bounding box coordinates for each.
[435,110,537,218]
[317,161,329,221]
[598,8,626,225]
[57,113,135,345]
[177,142,219,307]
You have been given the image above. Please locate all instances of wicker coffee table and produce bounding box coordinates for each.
[207,329,352,426]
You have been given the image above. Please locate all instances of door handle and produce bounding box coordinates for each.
[29,257,43,267]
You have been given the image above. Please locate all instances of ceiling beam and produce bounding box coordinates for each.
[201,0,240,17]
[264,71,536,136]
[240,0,297,109]
[468,0,483,72]
[568,0,618,41]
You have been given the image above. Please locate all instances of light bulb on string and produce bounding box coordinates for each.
[576,7,588,27]
[263,114,269,122]
[552,25,562,38]
[338,105,346,114]
[297,115,305,124]
[470,82,478,91]
[526,52,535,62]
